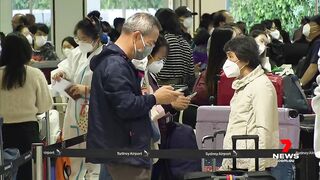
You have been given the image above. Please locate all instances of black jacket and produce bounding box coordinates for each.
[86,43,156,168]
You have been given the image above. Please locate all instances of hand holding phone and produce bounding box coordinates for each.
[154,86,182,105]
[175,86,188,92]
[188,92,198,99]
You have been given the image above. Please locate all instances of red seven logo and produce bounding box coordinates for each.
[281,139,292,153]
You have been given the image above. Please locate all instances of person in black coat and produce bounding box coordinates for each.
[87,13,183,180]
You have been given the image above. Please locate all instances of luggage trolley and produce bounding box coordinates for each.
[42,102,68,180]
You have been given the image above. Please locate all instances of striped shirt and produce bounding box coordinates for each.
[157,33,194,81]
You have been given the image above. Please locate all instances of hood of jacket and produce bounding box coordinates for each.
[90,42,128,71]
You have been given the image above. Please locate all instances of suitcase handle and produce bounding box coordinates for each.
[209,96,215,106]
[213,170,247,176]
[231,135,259,171]
[201,130,226,144]
[288,109,298,118]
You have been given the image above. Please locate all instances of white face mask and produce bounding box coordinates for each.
[183,17,193,29]
[258,43,266,55]
[62,48,73,58]
[132,57,148,71]
[303,24,311,37]
[25,34,33,45]
[35,35,48,47]
[148,59,164,74]
[78,41,94,53]
[223,59,240,78]
[270,30,280,40]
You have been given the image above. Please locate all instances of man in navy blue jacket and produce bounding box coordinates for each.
[87,13,183,180]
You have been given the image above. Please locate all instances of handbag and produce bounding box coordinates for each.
[78,86,89,133]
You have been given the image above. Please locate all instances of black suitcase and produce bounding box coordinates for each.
[295,116,319,180]
[184,135,276,180]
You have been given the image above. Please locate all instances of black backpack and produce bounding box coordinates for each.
[283,74,311,113]
[160,122,201,180]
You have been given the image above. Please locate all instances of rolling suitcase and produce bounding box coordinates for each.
[195,106,229,151]
[195,106,299,179]
[231,135,275,180]
[184,135,276,179]
[196,106,300,151]
[295,114,319,180]
[217,73,283,107]
[201,131,226,172]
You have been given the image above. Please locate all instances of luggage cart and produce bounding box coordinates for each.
[43,102,68,180]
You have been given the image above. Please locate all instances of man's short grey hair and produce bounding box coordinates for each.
[122,13,162,36]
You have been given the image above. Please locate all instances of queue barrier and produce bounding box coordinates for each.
[0,133,316,180]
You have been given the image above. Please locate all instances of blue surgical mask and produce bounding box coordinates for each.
[133,34,154,60]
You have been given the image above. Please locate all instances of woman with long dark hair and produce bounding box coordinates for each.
[206,28,235,96]
[192,28,234,105]
[0,33,52,180]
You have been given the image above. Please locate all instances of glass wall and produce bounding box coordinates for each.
[100,0,166,26]
[12,0,52,25]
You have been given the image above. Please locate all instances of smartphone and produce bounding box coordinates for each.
[175,86,188,92]
[188,92,198,98]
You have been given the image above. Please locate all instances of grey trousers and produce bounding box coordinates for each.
[106,163,151,180]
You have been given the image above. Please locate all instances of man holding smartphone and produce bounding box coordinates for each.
[86,13,184,180]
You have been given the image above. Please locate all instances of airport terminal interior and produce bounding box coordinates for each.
[0,0,320,179]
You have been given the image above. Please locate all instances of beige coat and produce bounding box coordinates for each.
[221,65,279,171]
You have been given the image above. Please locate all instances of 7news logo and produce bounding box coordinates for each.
[272,139,299,162]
